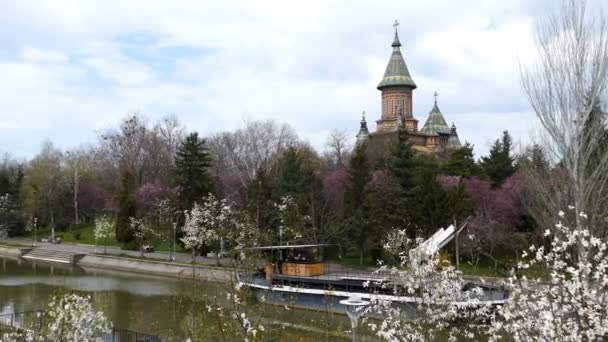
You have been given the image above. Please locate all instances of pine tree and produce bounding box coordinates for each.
[389,126,417,197]
[446,180,473,223]
[410,166,451,236]
[115,169,136,243]
[480,131,516,187]
[443,143,482,178]
[344,143,372,264]
[275,147,311,198]
[175,132,212,210]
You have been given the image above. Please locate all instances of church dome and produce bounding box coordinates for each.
[377,29,417,90]
[420,101,451,135]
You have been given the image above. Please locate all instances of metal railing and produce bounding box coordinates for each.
[99,327,162,342]
[0,310,44,333]
[0,311,161,341]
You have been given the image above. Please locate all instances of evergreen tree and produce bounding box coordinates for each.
[480,131,516,187]
[410,166,451,236]
[344,143,372,264]
[389,127,417,197]
[115,169,136,243]
[443,143,482,178]
[275,147,311,198]
[248,169,276,230]
[175,132,212,210]
[446,180,473,223]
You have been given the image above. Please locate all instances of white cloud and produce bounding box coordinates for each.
[0,0,572,158]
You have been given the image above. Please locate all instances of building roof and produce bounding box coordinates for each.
[446,123,462,149]
[377,30,417,90]
[420,101,451,135]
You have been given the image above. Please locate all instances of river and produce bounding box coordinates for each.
[0,256,367,341]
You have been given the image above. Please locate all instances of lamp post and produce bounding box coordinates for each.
[172,222,177,261]
[339,296,370,342]
[33,217,38,247]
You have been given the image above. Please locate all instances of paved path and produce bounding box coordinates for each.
[6,238,232,266]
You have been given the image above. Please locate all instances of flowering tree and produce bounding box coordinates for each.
[43,293,112,341]
[182,194,258,266]
[1,293,111,342]
[134,180,175,215]
[368,229,494,341]
[129,217,153,257]
[274,195,306,244]
[94,215,114,254]
[489,209,608,341]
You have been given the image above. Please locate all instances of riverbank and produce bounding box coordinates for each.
[0,244,233,283]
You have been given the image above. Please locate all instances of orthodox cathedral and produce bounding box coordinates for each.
[356,22,461,153]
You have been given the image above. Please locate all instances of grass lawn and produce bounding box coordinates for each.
[0,241,30,248]
[20,225,188,253]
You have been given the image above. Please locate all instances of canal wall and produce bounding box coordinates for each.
[0,245,30,258]
[78,255,234,282]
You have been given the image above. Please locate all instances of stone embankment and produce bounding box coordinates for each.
[0,244,233,282]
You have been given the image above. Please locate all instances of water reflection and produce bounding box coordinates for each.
[0,256,356,341]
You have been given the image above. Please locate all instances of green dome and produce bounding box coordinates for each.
[377,31,417,90]
[421,102,451,135]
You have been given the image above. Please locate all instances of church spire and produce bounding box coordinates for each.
[356,111,370,145]
[392,20,401,47]
[377,20,416,90]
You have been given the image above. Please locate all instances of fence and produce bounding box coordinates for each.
[0,310,161,341]
[99,327,162,342]
[0,310,44,333]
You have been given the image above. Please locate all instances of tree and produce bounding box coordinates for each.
[94,215,114,254]
[490,210,608,341]
[43,292,112,341]
[65,147,92,226]
[480,131,516,187]
[344,143,372,264]
[0,194,20,239]
[323,129,351,169]
[521,0,608,237]
[208,120,298,189]
[442,143,482,178]
[21,141,65,233]
[115,170,137,243]
[389,127,417,197]
[129,216,153,257]
[410,167,452,235]
[175,132,212,210]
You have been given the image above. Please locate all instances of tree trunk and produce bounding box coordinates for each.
[73,170,80,227]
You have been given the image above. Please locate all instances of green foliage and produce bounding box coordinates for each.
[443,143,482,177]
[344,143,372,264]
[389,127,417,197]
[275,147,312,197]
[480,131,516,186]
[175,132,212,210]
[115,170,136,243]
[410,166,451,236]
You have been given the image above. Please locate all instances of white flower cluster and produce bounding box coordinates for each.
[181,194,258,254]
[489,210,608,341]
[93,215,113,242]
[369,235,493,341]
[1,293,111,342]
[44,293,112,342]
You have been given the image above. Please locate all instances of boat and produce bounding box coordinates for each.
[237,233,509,318]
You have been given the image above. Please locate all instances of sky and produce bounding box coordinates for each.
[0,0,575,159]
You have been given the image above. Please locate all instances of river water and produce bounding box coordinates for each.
[0,256,364,341]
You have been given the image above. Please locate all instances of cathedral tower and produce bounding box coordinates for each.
[376,20,418,133]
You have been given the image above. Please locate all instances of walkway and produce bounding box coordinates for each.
[6,238,231,266]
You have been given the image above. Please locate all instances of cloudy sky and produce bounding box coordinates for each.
[0,0,581,159]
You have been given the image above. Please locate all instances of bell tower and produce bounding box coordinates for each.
[376,20,418,133]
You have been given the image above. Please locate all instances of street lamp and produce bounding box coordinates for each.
[33,217,38,247]
[172,222,177,261]
[339,296,370,342]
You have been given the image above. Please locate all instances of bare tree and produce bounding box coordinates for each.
[522,0,608,236]
[65,147,93,226]
[323,129,351,169]
[209,120,298,188]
